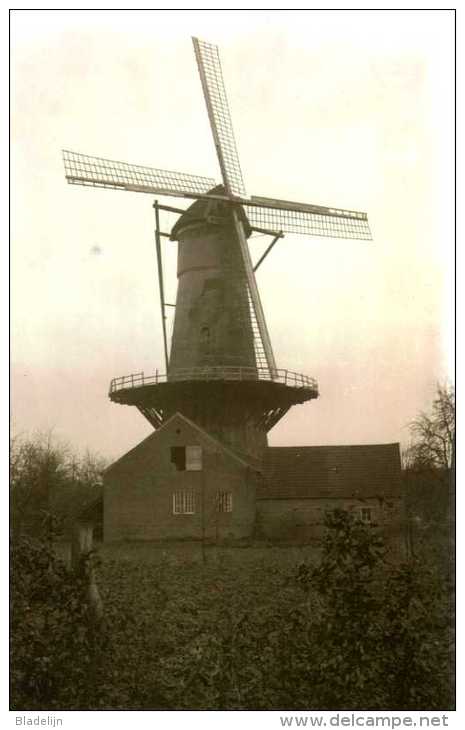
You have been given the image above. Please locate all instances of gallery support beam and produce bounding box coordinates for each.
[253,232,284,272]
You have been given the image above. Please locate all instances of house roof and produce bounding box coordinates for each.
[105,412,258,475]
[164,413,258,470]
[259,443,401,500]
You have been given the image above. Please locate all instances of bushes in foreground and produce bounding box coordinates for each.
[10,512,454,710]
[10,533,105,709]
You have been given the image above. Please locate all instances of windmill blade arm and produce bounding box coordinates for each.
[231,210,277,374]
[62,150,217,198]
[243,196,372,240]
[192,37,246,197]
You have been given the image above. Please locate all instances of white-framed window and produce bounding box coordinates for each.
[173,490,196,515]
[360,507,372,523]
[217,491,233,513]
[170,445,203,471]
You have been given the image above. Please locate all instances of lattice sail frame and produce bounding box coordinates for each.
[63,150,372,241]
[192,37,279,372]
[244,199,372,240]
[192,37,246,197]
[63,150,216,197]
[62,36,373,376]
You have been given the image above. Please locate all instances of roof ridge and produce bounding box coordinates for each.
[266,442,400,450]
[105,411,258,474]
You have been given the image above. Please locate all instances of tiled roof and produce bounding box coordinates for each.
[259,443,401,500]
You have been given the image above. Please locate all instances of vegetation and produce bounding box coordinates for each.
[10,430,106,538]
[10,531,106,710]
[11,512,453,710]
[402,383,455,568]
[10,394,455,710]
[404,382,455,479]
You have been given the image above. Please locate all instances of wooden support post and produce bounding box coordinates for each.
[71,520,94,571]
[70,520,103,620]
[155,202,187,216]
[253,232,284,272]
[154,201,170,374]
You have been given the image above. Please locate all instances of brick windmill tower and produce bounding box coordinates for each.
[63,38,372,541]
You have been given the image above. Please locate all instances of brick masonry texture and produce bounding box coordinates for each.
[103,412,403,544]
[104,413,257,542]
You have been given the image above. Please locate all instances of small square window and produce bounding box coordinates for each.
[173,490,195,515]
[217,491,232,513]
[170,445,202,471]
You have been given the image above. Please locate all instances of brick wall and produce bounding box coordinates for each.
[256,496,404,544]
[170,220,255,372]
[104,415,256,542]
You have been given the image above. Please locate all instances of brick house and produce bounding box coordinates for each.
[100,412,402,543]
[104,412,259,542]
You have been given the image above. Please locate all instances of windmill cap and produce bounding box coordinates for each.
[170,185,251,240]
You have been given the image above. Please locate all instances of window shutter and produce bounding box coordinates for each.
[186,445,202,471]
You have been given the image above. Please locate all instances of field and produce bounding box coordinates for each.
[56,538,321,568]
[12,520,454,712]
[98,543,313,709]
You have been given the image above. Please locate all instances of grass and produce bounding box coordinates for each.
[55,538,322,568]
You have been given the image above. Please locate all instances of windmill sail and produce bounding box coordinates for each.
[192,37,277,374]
[244,197,372,240]
[62,38,373,382]
[192,37,246,198]
[63,150,217,198]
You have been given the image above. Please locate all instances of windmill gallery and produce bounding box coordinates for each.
[64,37,402,545]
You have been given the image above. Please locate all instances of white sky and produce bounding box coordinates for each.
[10,9,455,462]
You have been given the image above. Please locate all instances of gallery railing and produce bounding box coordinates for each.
[109,366,318,395]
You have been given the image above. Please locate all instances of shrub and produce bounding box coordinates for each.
[10,515,453,710]
[293,510,453,710]
[10,531,111,710]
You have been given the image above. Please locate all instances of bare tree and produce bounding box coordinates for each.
[10,430,107,537]
[402,384,455,560]
[10,430,70,536]
[404,383,455,480]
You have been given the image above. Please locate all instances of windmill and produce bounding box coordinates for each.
[62,37,372,461]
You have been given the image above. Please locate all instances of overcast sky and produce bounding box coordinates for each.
[11,9,454,462]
